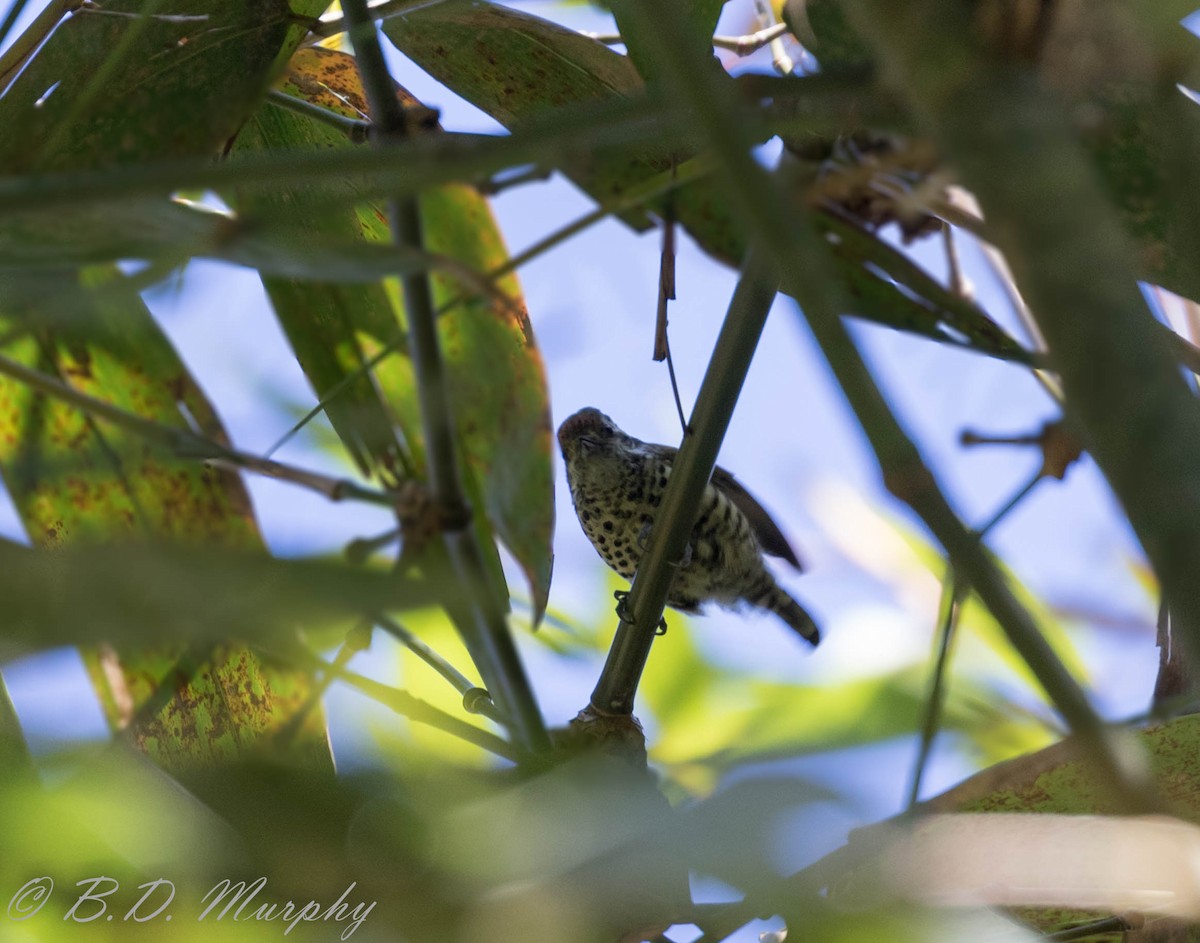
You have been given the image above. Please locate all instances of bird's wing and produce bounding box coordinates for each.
[712,465,803,571]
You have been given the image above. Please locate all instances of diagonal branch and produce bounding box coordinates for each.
[589,250,780,714]
[0,352,395,507]
[609,0,1160,813]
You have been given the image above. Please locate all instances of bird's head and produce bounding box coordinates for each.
[557,408,638,487]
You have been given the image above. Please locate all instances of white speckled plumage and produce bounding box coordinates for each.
[557,408,819,645]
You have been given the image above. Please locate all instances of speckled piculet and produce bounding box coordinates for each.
[558,408,819,645]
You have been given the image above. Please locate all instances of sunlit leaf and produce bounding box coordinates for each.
[0,268,334,768]
[230,46,554,619]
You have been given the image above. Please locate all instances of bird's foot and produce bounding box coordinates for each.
[612,590,669,635]
[613,589,633,621]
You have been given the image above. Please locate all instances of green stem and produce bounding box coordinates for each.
[340,0,549,752]
[905,467,1049,795]
[267,90,370,143]
[977,470,1043,540]
[906,574,962,809]
[0,70,894,219]
[294,649,521,762]
[590,250,779,714]
[374,614,507,725]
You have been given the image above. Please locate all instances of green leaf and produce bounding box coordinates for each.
[386,2,642,124]
[0,0,309,173]
[0,541,442,658]
[229,46,555,621]
[384,0,1032,362]
[612,0,725,84]
[0,268,334,769]
[382,0,658,230]
[0,0,340,766]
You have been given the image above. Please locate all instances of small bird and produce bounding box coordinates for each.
[558,407,819,645]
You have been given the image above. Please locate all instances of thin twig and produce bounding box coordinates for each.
[584,22,791,58]
[265,339,405,460]
[341,0,549,752]
[476,164,552,195]
[906,575,962,808]
[942,220,966,296]
[267,90,371,143]
[0,352,396,507]
[293,647,521,762]
[374,613,507,725]
[976,470,1043,539]
[715,21,790,57]
[273,622,370,751]
[663,337,688,437]
[751,0,793,74]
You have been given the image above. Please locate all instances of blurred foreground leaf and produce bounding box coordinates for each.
[0,541,441,659]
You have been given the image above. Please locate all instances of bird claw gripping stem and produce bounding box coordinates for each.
[613,590,669,635]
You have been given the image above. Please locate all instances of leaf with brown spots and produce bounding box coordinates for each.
[0,0,336,774]
[0,0,312,174]
[382,1,662,231]
[382,0,1033,361]
[0,267,334,772]
[229,46,555,621]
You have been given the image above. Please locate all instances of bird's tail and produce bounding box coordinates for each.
[743,575,820,646]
